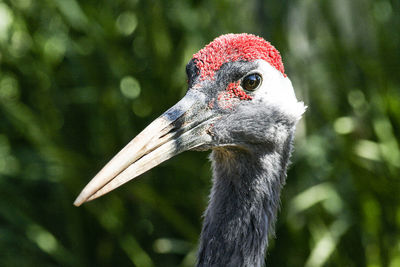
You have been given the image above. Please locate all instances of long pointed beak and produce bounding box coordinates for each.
[74,90,213,206]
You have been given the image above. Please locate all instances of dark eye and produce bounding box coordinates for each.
[241,73,262,91]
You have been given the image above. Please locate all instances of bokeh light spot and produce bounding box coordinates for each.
[132,100,152,117]
[354,140,381,161]
[26,225,59,254]
[120,76,141,99]
[44,35,67,62]
[10,31,32,57]
[116,12,138,36]
[348,90,366,109]
[0,76,20,101]
[334,117,355,135]
[0,3,13,42]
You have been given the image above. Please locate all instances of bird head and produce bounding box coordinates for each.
[74,33,305,206]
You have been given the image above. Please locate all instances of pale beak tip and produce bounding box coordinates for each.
[73,194,87,207]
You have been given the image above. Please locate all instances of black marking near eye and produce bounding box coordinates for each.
[186,59,200,87]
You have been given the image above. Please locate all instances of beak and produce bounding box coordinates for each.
[74,90,213,206]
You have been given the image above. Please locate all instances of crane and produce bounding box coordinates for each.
[74,33,306,267]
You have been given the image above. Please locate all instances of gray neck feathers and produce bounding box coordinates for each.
[196,132,294,267]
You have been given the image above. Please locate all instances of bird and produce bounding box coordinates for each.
[74,33,306,267]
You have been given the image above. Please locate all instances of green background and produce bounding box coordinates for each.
[0,0,399,266]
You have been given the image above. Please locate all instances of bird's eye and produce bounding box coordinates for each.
[241,73,262,91]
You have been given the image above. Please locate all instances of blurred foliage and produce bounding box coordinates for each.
[0,0,399,266]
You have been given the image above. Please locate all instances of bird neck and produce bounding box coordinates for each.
[197,134,294,267]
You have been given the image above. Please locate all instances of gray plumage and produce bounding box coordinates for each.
[196,93,299,267]
[182,55,305,266]
[74,34,306,267]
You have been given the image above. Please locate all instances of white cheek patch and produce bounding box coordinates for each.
[253,60,306,121]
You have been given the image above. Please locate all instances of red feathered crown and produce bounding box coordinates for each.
[192,33,286,80]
